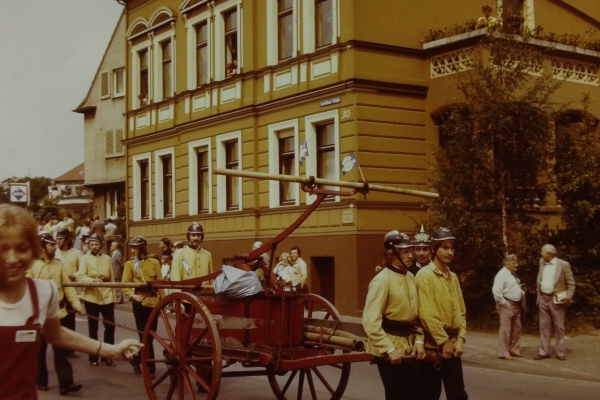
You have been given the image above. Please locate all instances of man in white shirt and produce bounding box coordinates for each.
[289,247,308,289]
[534,244,576,361]
[492,254,523,359]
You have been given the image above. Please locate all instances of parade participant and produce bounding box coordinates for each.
[289,246,308,288]
[363,231,425,400]
[159,237,173,258]
[110,241,124,304]
[104,218,117,253]
[121,236,164,378]
[416,228,468,400]
[27,233,85,395]
[492,254,524,360]
[411,225,432,276]
[0,204,141,400]
[161,253,172,297]
[55,228,82,332]
[535,244,575,361]
[170,223,213,309]
[76,234,118,366]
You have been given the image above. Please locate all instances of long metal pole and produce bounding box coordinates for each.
[214,168,439,199]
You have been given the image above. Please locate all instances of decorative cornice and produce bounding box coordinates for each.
[123,78,429,146]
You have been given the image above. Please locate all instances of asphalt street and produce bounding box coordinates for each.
[36,305,600,400]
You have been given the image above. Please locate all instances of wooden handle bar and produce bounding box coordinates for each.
[214,168,439,199]
[63,282,200,290]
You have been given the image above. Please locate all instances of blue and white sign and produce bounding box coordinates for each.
[10,183,29,203]
[340,152,359,175]
[299,140,309,166]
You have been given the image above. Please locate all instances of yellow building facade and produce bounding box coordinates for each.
[121,0,600,316]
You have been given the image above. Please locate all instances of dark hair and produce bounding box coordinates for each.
[290,246,301,256]
[161,237,171,247]
[0,204,42,260]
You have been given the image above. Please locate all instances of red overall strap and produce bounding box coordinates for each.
[25,278,40,326]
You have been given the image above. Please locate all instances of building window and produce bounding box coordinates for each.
[315,0,333,48]
[196,22,209,86]
[305,110,339,203]
[302,0,337,55]
[224,9,238,77]
[225,140,239,210]
[278,0,294,60]
[188,138,212,215]
[162,156,173,217]
[316,122,336,193]
[154,148,175,219]
[197,149,210,212]
[140,160,150,220]
[279,130,296,204]
[106,190,125,219]
[501,0,525,33]
[113,68,125,97]
[268,120,299,207]
[216,131,242,212]
[161,40,172,99]
[100,71,110,98]
[105,129,124,157]
[139,49,149,105]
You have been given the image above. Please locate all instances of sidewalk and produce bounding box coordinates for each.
[338,314,600,383]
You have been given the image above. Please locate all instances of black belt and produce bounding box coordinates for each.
[381,317,418,337]
[541,292,554,297]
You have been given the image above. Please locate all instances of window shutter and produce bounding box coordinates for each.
[115,129,124,154]
[105,130,114,155]
[100,71,110,97]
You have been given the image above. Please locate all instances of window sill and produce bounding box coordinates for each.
[105,153,125,159]
[112,94,125,99]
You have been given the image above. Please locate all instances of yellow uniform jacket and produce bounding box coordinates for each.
[415,262,467,349]
[122,257,165,308]
[170,246,213,291]
[363,266,424,357]
[27,257,82,318]
[77,253,116,305]
[56,247,82,276]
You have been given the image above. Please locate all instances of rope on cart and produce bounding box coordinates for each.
[68,308,172,342]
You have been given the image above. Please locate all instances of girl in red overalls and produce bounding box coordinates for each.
[0,204,142,399]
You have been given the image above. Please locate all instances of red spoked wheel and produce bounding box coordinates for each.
[267,294,351,400]
[142,292,222,400]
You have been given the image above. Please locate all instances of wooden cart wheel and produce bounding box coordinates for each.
[142,292,222,400]
[267,294,351,400]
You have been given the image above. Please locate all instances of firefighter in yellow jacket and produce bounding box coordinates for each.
[415,228,468,400]
[170,222,213,298]
[76,233,117,366]
[363,231,425,400]
[27,232,84,395]
[121,236,164,378]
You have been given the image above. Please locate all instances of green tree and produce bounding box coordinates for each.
[428,34,562,318]
[551,106,600,326]
[0,176,53,213]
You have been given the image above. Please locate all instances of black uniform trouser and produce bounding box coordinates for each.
[84,300,115,362]
[132,302,158,373]
[63,302,76,331]
[36,317,76,389]
[374,356,417,400]
[416,356,468,400]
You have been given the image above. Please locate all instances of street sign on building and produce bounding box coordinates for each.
[9,182,30,204]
